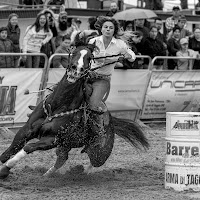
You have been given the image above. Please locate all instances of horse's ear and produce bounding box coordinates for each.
[74,32,85,47]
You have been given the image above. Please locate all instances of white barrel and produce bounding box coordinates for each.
[165,112,200,191]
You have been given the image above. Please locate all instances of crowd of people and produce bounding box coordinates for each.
[0,2,200,70]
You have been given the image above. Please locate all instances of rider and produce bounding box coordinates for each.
[87,16,136,144]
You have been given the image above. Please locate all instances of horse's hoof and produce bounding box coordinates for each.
[0,165,11,179]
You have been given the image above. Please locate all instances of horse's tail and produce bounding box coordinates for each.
[111,116,149,150]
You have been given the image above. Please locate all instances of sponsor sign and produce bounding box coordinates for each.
[141,71,200,119]
[0,69,43,124]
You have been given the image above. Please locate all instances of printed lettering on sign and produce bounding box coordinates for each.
[166,173,179,184]
[166,142,199,157]
[172,120,199,130]
[151,80,200,91]
[166,172,200,186]
[0,86,17,116]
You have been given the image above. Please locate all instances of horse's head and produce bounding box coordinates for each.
[66,32,97,83]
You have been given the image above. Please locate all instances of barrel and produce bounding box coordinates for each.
[165,112,200,191]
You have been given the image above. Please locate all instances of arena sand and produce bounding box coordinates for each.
[0,123,199,200]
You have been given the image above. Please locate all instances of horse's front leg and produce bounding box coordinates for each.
[0,118,44,165]
[0,136,56,179]
[43,146,70,177]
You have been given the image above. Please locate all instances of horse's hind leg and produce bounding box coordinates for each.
[86,112,115,169]
[43,146,70,177]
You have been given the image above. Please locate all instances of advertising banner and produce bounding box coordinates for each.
[141,71,200,119]
[106,70,150,110]
[0,69,43,124]
[46,69,151,111]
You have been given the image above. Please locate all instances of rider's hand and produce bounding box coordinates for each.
[123,52,132,60]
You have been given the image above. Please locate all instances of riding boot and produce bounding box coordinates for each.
[89,111,106,147]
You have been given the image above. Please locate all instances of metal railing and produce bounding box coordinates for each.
[48,54,152,70]
[151,56,200,71]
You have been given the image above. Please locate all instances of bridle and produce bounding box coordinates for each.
[42,47,122,122]
[66,45,123,80]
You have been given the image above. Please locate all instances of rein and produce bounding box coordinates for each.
[43,94,85,122]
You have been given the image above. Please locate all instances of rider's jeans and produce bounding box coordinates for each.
[89,79,110,112]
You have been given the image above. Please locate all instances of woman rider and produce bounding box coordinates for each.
[87,16,136,144]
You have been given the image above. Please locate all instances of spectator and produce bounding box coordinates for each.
[135,18,149,55]
[167,15,192,40]
[22,13,53,68]
[0,27,14,68]
[165,6,181,33]
[40,9,57,38]
[143,26,166,69]
[154,18,167,44]
[154,17,168,69]
[106,1,118,17]
[167,26,181,70]
[189,27,200,69]
[6,13,20,68]
[119,30,143,69]
[73,18,82,31]
[124,21,134,31]
[88,17,97,31]
[39,9,56,68]
[54,11,74,48]
[53,36,71,68]
[70,18,82,43]
[176,38,198,70]
[129,31,143,54]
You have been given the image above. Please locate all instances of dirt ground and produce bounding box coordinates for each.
[0,123,200,200]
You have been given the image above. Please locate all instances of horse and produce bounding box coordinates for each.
[0,34,149,179]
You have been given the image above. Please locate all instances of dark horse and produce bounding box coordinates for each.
[0,35,149,179]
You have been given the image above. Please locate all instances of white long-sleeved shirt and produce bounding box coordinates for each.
[89,36,135,76]
[22,25,53,53]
